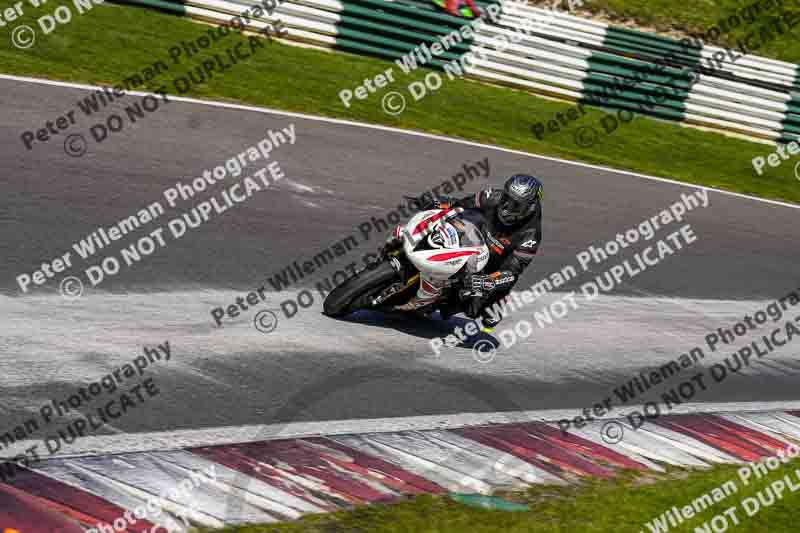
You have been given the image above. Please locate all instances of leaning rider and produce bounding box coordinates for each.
[388,174,543,332]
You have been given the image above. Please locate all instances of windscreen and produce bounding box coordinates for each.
[449,217,485,248]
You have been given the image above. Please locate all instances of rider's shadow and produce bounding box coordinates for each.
[334,310,499,349]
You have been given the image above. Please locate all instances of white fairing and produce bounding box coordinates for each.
[402,209,489,281]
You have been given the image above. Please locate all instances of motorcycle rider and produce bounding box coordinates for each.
[388,174,543,332]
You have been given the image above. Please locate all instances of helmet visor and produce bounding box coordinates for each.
[498,196,532,223]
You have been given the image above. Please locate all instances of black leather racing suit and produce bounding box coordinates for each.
[445,187,542,324]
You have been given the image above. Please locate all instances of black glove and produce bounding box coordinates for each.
[466,274,496,296]
[421,196,451,210]
[464,272,516,296]
[379,224,404,258]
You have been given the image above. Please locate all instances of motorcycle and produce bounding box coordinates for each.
[323,205,490,318]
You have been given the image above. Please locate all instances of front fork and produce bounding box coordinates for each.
[370,272,420,308]
[360,252,418,308]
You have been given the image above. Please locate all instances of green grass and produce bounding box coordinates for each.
[201,458,800,533]
[585,0,800,63]
[0,2,798,204]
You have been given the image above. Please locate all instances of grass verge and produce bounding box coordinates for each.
[586,0,800,63]
[200,456,800,533]
[0,2,798,203]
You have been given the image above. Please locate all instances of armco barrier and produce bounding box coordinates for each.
[114,0,800,144]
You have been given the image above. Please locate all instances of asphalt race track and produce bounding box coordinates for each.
[1,75,799,445]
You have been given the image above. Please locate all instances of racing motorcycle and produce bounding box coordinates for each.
[323,205,490,318]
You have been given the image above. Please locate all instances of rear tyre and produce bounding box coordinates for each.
[322,261,400,317]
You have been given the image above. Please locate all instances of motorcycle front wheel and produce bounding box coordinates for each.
[322,260,401,317]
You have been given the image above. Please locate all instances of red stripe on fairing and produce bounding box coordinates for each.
[427,250,479,262]
[4,469,157,532]
[655,415,772,462]
[421,278,439,294]
[518,422,649,470]
[455,426,609,478]
[0,483,84,533]
[412,210,450,235]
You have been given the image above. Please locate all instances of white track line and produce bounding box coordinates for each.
[3,400,800,459]
[2,73,798,211]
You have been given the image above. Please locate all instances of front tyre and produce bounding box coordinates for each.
[322,261,399,317]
